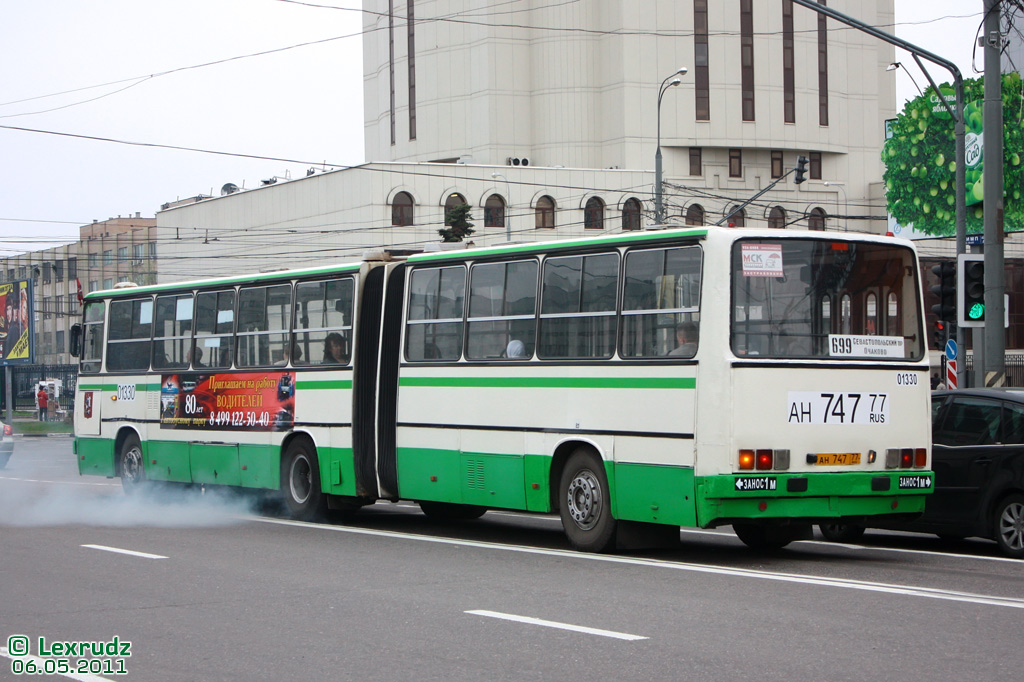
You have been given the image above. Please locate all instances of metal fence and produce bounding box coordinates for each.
[963,355,1024,388]
[2,364,79,412]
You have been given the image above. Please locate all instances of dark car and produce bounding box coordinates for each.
[820,388,1024,558]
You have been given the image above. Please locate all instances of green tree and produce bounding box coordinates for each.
[439,203,475,242]
[882,72,1024,237]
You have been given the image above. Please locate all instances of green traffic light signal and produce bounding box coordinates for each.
[958,254,985,327]
[968,302,985,320]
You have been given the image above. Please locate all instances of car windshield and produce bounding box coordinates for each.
[731,238,923,360]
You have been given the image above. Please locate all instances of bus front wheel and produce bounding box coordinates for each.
[119,433,147,494]
[282,438,326,521]
[559,449,616,553]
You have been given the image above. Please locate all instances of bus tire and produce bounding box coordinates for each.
[559,449,616,553]
[419,501,487,521]
[119,433,147,494]
[818,523,865,543]
[993,494,1024,559]
[281,438,326,521]
[733,523,802,551]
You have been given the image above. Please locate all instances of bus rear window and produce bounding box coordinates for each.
[731,239,923,360]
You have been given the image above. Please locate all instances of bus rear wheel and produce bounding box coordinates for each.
[119,433,147,494]
[559,449,616,553]
[282,438,326,521]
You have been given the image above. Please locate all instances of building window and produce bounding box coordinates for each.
[689,147,702,176]
[407,0,416,140]
[43,262,51,284]
[6,269,13,281]
[694,0,710,121]
[54,260,63,282]
[484,195,506,228]
[622,198,642,231]
[444,193,468,226]
[726,206,746,227]
[392,191,414,226]
[103,250,112,265]
[535,196,555,229]
[818,0,829,126]
[769,206,787,229]
[685,204,705,226]
[771,150,784,179]
[729,149,742,178]
[89,280,98,293]
[103,278,113,290]
[89,253,98,269]
[584,197,605,230]
[42,296,50,319]
[809,207,827,231]
[56,330,65,354]
[133,244,144,260]
[118,247,128,262]
[18,266,26,279]
[149,242,157,259]
[783,0,795,124]
[740,0,755,121]
[810,151,822,180]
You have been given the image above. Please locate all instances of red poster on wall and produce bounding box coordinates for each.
[160,372,295,431]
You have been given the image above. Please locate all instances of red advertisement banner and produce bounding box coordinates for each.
[160,371,295,431]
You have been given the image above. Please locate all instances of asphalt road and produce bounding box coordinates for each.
[1,438,1022,681]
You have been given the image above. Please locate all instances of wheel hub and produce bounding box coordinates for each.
[123,446,142,483]
[566,469,602,530]
[999,502,1024,550]
[289,455,312,505]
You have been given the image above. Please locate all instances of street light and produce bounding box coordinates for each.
[887,62,924,98]
[491,172,511,242]
[822,181,848,232]
[655,67,687,226]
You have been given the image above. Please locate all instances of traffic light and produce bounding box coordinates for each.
[794,155,808,184]
[932,320,947,349]
[930,261,957,322]
[958,254,985,326]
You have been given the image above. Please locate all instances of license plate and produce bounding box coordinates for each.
[812,453,861,466]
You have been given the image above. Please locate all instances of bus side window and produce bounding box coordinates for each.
[538,253,618,359]
[106,298,152,372]
[294,277,354,366]
[621,246,701,358]
[195,289,235,370]
[406,266,465,362]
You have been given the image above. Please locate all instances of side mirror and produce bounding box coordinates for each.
[69,324,82,358]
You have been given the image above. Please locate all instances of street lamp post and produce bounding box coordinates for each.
[491,172,512,242]
[823,181,848,232]
[886,62,924,98]
[655,67,687,226]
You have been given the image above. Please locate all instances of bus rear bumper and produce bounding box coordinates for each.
[695,471,932,528]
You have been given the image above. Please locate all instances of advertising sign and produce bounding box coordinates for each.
[0,279,33,364]
[160,371,296,431]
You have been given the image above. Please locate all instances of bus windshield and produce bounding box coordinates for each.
[731,238,923,361]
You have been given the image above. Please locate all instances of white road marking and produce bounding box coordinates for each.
[250,515,1024,611]
[0,475,118,487]
[466,610,647,641]
[81,544,167,560]
[0,647,118,681]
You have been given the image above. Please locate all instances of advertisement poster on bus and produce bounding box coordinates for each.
[160,371,295,431]
[0,279,33,364]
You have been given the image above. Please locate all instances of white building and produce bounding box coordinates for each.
[157,0,899,281]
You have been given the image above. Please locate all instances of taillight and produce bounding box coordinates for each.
[2,424,11,436]
[755,449,773,470]
[914,448,927,468]
[738,450,755,470]
[900,448,914,468]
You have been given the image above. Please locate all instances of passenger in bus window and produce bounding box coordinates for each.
[276,342,302,366]
[668,321,698,357]
[188,347,205,368]
[323,332,346,364]
[506,339,527,358]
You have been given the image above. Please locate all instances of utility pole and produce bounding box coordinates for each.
[983,0,1007,387]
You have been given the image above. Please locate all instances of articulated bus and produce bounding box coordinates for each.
[71,226,934,552]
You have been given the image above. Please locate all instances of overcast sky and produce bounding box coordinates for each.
[0,0,985,257]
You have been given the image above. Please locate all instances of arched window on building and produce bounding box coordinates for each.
[622,197,642,231]
[535,195,555,229]
[768,206,786,229]
[685,204,705,226]
[391,191,414,226]
[726,206,746,227]
[444,193,467,226]
[584,197,605,230]
[484,194,506,228]
[808,207,827,231]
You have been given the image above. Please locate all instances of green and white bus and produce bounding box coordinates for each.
[72,226,934,552]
